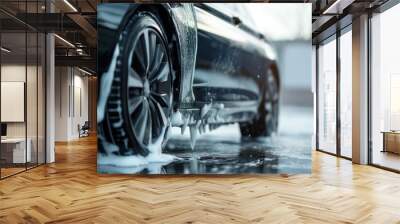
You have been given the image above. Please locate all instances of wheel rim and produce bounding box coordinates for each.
[126,28,172,147]
[265,74,278,121]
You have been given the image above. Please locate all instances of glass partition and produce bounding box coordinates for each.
[0,0,46,179]
[339,28,352,158]
[371,4,400,171]
[1,30,28,177]
[317,36,337,154]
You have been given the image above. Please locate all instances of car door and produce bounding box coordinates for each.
[193,3,270,108]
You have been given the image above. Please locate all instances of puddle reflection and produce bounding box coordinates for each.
[98,106,312,174]
[98,132,310,174]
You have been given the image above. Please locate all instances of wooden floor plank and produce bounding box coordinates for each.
[0,136,399,223]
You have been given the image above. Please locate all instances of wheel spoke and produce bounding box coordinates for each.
[148,100,161,138]
[128,96,143,114]
[151,92,169,107]
[142,30,151,74]
[266,75,278,102]
[144,108,152,145]
[148,32,157,71]
[128,68,143,88]
[150,62,169,83]
[149,44,164,79]
[152,99,167,127]
[135,39,147,73]
[134,99,149,143]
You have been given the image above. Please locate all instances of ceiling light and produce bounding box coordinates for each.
[76,48,85,55]
[1,47,11,53]
[63,0,78,12]
[54,34,75,48]
[78,67,92,76]
[323,0,354,15]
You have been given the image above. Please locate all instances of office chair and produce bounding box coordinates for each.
[79,121,90,138]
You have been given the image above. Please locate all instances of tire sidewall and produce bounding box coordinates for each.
[118,12,174,155]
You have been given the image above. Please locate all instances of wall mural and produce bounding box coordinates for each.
[97,3,312,174]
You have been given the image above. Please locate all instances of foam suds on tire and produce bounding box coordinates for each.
[98,127,177,167]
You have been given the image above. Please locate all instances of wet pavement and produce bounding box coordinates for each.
[98,106,313,174]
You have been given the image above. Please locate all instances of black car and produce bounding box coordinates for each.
[97,3,280,157]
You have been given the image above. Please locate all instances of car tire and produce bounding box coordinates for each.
[106,12,174,156]
[240,68,279,138]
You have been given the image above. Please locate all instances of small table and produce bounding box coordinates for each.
[381,131,400,154]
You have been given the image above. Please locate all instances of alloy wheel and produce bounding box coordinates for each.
[125,28,173,147]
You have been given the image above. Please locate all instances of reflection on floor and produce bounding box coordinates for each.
[0,162,43,179]
[165,123,311,174]
[0,167,25,178]
[373,151,400,171]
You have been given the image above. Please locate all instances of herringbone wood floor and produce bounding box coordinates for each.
[0,136,400,224]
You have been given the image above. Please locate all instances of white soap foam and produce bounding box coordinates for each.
[171,111,183,126]
[200,103,212,118]
[97,153,147,167]
[146,127,177,163]
[98,127,176,168]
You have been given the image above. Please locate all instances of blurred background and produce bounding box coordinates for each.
[245,3,313,108]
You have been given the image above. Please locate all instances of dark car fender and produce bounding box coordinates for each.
[98,3,197,112]
[167,3,197,106]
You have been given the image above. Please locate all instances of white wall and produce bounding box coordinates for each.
[55,66,69,141]
[1,65,26,138]
[54,67,89,141]
[1,63,46,164]
[72,73,89,138]
[1,65,37,138]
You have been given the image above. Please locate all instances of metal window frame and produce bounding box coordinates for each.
[315,0,400,172]
[315,19,353,161]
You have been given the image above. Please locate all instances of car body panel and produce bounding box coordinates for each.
[194,5,266,105]
[98,3,278,128]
